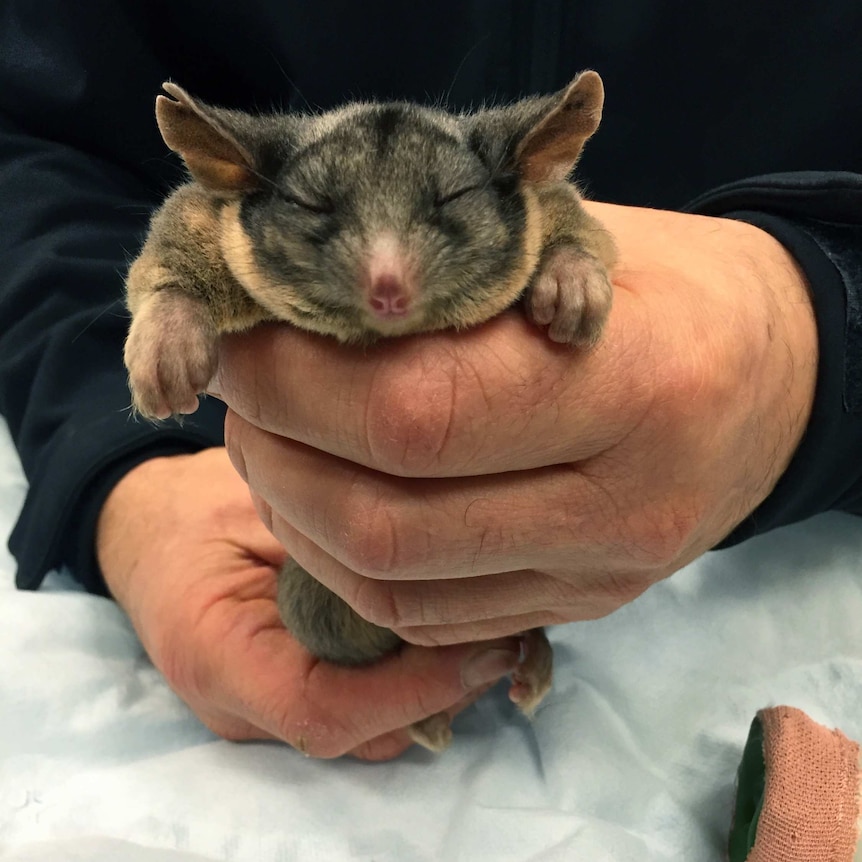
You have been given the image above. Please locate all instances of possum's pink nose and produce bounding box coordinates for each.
[363,234,417,322]
[369,274,411,317]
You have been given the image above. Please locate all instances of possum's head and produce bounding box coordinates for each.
[155,74,604,342]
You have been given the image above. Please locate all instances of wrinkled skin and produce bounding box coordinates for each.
[100,201,816,759]
[97,448,520,760]
[214,202,816,647]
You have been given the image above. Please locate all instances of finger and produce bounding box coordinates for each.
[273,515,589,629]
[229,415,641,580]
[218,676,499,760]
[273,513,641,640]
[271,511,652,641]
[348,728,414,762]
[397,614,574,646]
[217,622,521,759]
[215,297,648,477]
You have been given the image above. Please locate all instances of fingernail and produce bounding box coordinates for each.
[461,645,520,689]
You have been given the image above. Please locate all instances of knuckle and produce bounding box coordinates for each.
[363,354,458,476]
[337,483,419,579]
[341,499,399,577]
[350,577,405,629]
[248,490,274,533]
[582,571,648,611]
[624,503,700,569]
[222,410,249,483]
[654,347,736,431]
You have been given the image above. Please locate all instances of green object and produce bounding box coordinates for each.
[728,716,767,862]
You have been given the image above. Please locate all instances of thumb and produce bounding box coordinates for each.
[230,631,521,758]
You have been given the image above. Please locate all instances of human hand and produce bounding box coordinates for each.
[214,203,817,646]
[96,447,521,759]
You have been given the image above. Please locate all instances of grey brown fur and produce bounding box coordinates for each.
[124,72,616,751]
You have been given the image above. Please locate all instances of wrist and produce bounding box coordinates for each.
[731,217,818,507]
[716,210,862,543]
[96,453,198,605]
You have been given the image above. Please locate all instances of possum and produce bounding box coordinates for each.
[124,72,617,752]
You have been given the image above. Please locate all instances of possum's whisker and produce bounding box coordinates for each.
[245,167,281,192]
[442,35,489,109]
[268,52,313,113]
[72,300,125,343]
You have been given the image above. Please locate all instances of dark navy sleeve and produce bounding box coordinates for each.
[0,4,227,595]
[3,0,862,596]
[685,173,862,544]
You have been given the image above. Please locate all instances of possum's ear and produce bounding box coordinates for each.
[156,82,258,192]
[468,71,605,183]
[515,71,604,182]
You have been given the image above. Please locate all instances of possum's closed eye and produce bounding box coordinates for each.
[433,184,483,207]
[275,188,335,215]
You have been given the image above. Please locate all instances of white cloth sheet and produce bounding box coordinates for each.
[1,415,861,861]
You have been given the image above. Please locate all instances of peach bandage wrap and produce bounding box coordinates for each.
[747,706,861,862]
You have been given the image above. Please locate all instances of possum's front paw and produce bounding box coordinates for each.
[508,628,553,717]
[526,244,612,347]
[124,290,218,419]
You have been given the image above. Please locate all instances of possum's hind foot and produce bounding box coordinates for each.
[411,628,554,752]
[408,712,454,752]
[508,628,554,717]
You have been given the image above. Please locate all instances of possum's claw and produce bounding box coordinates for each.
[527,244,612,347]
[408,628,554,751]
[408,712,454,752]
[508,628,553,717]
[124,289,218,419]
